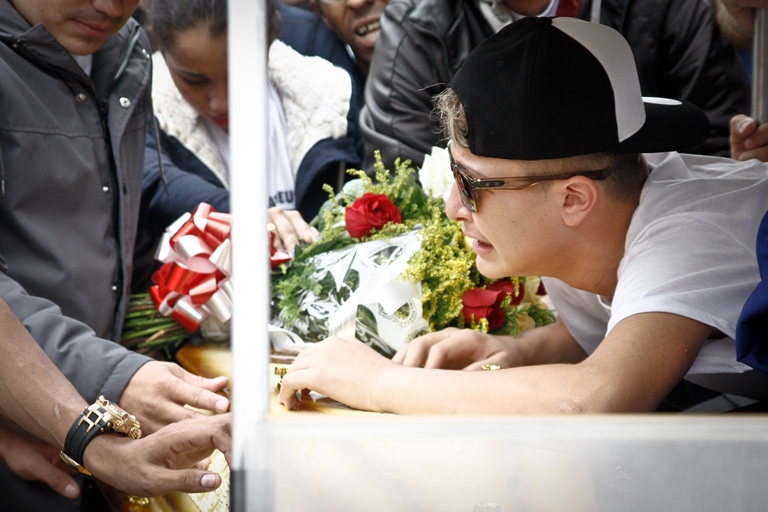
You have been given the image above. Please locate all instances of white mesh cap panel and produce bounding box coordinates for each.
[552,17,646,143]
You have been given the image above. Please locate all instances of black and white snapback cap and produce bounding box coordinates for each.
[449,17,711,160]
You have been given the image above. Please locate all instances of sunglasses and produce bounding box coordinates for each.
[447,141,613,212]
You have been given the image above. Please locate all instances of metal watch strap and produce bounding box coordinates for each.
[63,403,112,467]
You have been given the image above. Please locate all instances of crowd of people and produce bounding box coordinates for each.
[1,0,768,509]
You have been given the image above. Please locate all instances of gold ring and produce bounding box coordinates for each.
[267,223,277,232]
[481,364,501,371]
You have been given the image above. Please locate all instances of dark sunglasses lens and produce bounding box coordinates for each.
[449,153,477,211]
[457,170,476,211]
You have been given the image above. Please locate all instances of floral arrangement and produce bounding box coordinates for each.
[270,149,556,357]
[121,204,233,356]
[123,149,556,358]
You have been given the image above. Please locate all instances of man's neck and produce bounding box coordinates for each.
[357,58,369,77]
[557,192,642,299]
[502,0,552,16]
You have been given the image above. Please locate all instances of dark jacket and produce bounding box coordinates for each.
[361,0,750,170]
[0,1,152,398]
[0,1,153,509]
[141,121,229,237]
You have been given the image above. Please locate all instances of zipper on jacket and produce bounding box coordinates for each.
[98,25,147,314]
[111,28,169,193]
[100,26,143,109]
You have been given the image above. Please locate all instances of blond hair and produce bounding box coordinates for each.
[433,87,649,199]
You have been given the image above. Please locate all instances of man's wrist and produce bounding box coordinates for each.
[371,362,405,413]
[59,396,141,477]
[80,434,131,480]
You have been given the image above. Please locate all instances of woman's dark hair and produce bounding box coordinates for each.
[147,0,228,52]
[147,0,281,52]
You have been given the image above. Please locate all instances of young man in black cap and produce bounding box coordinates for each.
[278,17,768,414]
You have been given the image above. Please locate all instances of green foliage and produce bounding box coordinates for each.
[271,151,556,342]
[121,293,189,358]
[272,153,462,329]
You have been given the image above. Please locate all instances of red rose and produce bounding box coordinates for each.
[486,278,524,305]
[462,288,506,331]
[345,193,402,239]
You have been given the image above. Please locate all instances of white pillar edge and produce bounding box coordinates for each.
[228,0,272,509]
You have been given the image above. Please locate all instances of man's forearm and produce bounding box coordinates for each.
[372,320,590,415]
[514,318,588,367]
[0,299,86,448]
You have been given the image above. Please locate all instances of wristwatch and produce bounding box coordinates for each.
[59,396,142,477]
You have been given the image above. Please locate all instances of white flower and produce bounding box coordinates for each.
[515,312,537,333]
[419,146,453,201]
[522,276,542,304]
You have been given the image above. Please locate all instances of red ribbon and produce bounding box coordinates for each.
[269,231,293,268]
[149,203,233,332]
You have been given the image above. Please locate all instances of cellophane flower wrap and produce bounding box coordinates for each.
[269,150,556,357]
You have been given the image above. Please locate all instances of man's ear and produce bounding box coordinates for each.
[558,177,599,227]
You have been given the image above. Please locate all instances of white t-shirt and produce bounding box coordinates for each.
[203,118,231,185]
[544,152,768,396]
[477,0,560,32]
[267,80,296,211]
[477,0,602,33]
[71,54,93,75]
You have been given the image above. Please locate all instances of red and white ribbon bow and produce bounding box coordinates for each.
[149,203,233,332]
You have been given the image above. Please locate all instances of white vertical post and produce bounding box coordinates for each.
[752,9,768,123]
[228,0,273,510]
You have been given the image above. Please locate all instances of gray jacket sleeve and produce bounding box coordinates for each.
[0,272,150,403]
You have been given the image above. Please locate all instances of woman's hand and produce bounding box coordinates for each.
[269,208,319,254]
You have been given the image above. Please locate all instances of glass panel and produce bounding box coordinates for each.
[227,2,768,511]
